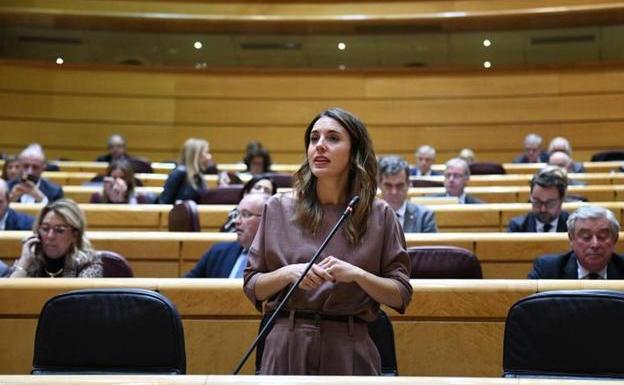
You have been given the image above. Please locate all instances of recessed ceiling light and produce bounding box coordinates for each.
[483,39,491,47]
[483,61,492,68]
[337,42,346,50]
[56,57,64,65]
[194,41,203,49]
[338,64,346,70]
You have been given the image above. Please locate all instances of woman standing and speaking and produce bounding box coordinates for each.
[244,108,412,375]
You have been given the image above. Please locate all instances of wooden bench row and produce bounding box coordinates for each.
[58,183,624,205]
[1,279,622,376]
[31,170,624,189]
[2,230,624,279]
[3,159,623,175]
[11,201,624,233]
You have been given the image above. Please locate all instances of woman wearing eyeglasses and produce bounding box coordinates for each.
[9,199,103,278]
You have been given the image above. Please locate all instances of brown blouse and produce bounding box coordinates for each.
[244,193,412,322]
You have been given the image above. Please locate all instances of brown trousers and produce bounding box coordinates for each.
[260,314,381,375]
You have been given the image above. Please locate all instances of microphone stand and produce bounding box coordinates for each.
[232,195,361,375]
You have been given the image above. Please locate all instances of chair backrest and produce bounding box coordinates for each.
[265,172,292,188]
[129,158,153,173]
[503,290,624,379]
[198,185,244,205]
[469,161,506,175]
[168,200,201,232]
[407,246,483,278]
[590,150,624,162]
[32,288,186,374]
[254,310,398,375]
[98,250,134,277]
[411,178,444,187]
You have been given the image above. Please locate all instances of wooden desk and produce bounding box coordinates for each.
[2,231,624,279]
[2,279,624,377]
[2,375,620,385]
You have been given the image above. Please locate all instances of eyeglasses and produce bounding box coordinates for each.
[38,225,73,236]
[236,210,262,220]
[530,198,560,209]
[444,172,466,180]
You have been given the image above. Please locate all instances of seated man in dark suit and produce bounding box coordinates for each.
[8,144,63,205]
[508,166,569,233]
[528,205,624,279]
[513,133,549,163]
[96,134,132,163]
[410,145,442,176]
[0,179,34,230]
[185,192,270,278]
[548,151,585,186]
[378,155,437,233]
[430,158,483,204]
[547,136,585,173]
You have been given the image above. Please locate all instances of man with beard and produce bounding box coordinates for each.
[507,166,569,232]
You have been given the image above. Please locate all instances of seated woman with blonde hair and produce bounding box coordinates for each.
[9,199,102,278]
[158,138,213,204]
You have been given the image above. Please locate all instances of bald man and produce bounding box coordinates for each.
[8,144,63,204]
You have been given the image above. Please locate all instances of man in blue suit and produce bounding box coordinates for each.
[0,179,35,231]
[8,144,63,205]
[528,205,624,279]
[378,155,437,233]
[185,192,270,278]
[508,166,569,233]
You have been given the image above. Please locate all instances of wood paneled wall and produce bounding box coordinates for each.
[1,63,624,163]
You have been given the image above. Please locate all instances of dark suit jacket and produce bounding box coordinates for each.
[4,208,35,230]
[428,192,483,204]
[157,166,205,204]
[185,241,243,278]
[528,251,624,279]
[409,168,442,176]
[512,152,549,163]
[507,211,569,233]
[403,202,438,233]
[8,177,63,203]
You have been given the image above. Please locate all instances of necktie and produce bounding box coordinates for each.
[542,222,552,233]
[586,272,602,280]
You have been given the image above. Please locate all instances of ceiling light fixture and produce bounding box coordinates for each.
[483,61,492,68]
[194,41,203,49]
[337,42,346,50]
[483,39,491,47]
[55,57,64,65]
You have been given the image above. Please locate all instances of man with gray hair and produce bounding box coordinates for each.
[379,156,437,233]
[410,145,441,177]
[547,136,585,173]
[96,134,130,163]
[528,205,624,279]
[431,158,483,204]
[8,144,63,204]
[513,133,549,163]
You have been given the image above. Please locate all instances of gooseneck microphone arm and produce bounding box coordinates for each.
[232,195,361,374]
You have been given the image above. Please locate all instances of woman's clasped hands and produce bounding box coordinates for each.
[295,256,362,290]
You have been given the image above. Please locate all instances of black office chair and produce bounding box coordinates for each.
[407,246,483,278]
[503,290,624,379]
[32,288,186,374]
[254,309,398,375]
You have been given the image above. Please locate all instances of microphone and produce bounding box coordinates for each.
[232,195,361,374]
